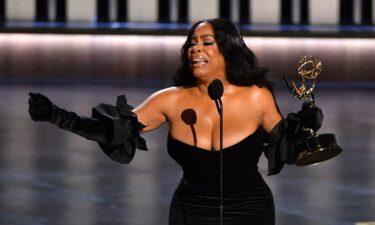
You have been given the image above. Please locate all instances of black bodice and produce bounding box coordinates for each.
[167,127,265,189]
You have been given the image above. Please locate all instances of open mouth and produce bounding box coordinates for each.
[190,56,208,66]
[191,60,208,65]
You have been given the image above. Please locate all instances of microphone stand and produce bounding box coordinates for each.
[214,98,223,225]
[208,79,224,225]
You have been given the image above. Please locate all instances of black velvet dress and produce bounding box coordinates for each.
[91,96,300,225]
[167,128,275,225]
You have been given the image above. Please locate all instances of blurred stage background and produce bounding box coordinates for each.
[0,0,375,225]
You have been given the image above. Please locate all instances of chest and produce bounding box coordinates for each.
[167,98,262,150]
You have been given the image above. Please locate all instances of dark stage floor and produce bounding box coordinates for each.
[0,83,374,225]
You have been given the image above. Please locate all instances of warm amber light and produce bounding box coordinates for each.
[0,33,374,82]
[1,33,374,54]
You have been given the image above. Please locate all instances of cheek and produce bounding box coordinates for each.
[187,49,193,60]
[210,50,225,66]
[219,55,226,67]
[208,47,221,57]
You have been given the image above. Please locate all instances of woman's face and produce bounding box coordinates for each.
[187,22,226,81]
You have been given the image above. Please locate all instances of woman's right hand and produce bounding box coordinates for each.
[28,92,54,122]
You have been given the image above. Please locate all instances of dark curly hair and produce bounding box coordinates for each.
[173,18,272,91]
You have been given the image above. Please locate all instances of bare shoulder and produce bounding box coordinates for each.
[142,86,182,104]
[134,86,184,112]
[134,86,185,132]
[247,85,275,106]
[150,86,181,99]
[245,85,281,132]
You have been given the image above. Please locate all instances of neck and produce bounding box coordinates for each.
[196,77,230,97]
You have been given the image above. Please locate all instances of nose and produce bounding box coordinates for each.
[190,44,202,53]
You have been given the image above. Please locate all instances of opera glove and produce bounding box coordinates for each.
[28,92,148,164]
[91,95,148,163]
[264,103,324,175]
[28,92,111,144]
[264,117,298,175]
[28,92,54,122]
[296,102,324,132]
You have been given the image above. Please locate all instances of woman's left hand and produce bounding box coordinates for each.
[297,102,324,131]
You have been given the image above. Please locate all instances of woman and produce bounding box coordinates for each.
[28,19,323,225]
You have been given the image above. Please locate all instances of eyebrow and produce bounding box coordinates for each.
[191,34,215,39]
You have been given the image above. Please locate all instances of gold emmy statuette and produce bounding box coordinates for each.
[284,55,342,166]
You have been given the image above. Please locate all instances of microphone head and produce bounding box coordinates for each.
[208,79,224,100]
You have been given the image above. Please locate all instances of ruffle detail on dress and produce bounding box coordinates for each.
[264,113,300,175]
[91,95,147,164]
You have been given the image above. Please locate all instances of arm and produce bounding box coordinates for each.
[28,93,111,143]
[134,87,177,133]
[258,88,283,134]
[257,88,323,175]
[28,93,147,164]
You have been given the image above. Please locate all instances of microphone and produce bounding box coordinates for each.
[207,79,224,225]
[208,79,224,100]
[208,79,223,114]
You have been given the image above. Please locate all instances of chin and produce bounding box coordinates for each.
[192,70,205,78]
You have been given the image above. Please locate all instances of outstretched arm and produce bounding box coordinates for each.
[28,93,147,163]
[134,87,177,133]
[28,92,111,143]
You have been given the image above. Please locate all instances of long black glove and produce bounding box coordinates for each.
[28,92,111,143]
[264,102,324,175]
[297,102,324,132]
[28,93,148,163]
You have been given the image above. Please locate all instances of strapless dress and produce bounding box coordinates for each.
[167,127,275,225]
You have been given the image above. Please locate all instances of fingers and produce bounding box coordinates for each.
[29,92,49,99]
[28,95,43,106]
[28,92,53,122]
[28,105,51,121]
[28,92,51,104]
[28,101,47,121]
[301,102,314,110]
[29,92,45,100]
[28,92,38,104]
[297,104,324,131]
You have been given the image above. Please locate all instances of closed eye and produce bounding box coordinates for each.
[203,42,215,46]
[188,42,215,48]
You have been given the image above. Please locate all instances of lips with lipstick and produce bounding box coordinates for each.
[190,56,208,66]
